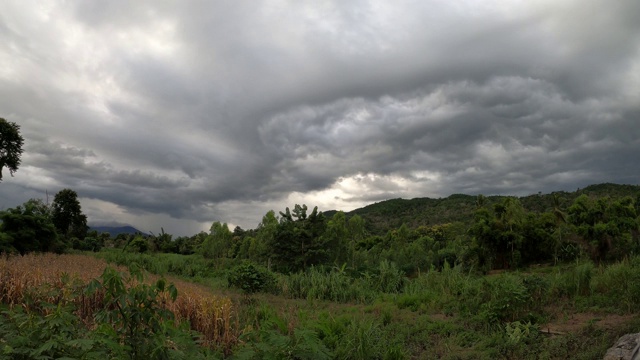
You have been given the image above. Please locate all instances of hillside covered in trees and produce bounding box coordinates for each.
[344,183,640,236]
[87,182,640,274]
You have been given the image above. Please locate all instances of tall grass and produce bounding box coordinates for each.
[396,264,550,327]
[277,261,407,304]
[95,249,229,278]
[590,257,640,312]
[280,266,377,303]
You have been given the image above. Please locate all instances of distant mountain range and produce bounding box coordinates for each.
[89,225,147,237]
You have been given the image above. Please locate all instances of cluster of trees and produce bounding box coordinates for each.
[197,204,369,273]
[106,192,640,276]
[0,189,96,254]
[0,117,108,254]
[186,196,638,274]
[3,190,639,274]
[468,194,640,268]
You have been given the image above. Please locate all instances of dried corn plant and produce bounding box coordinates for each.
[0,253,239,352]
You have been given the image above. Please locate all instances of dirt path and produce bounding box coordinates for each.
[541,312,637,335]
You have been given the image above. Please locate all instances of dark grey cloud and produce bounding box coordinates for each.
[1,0,639,235]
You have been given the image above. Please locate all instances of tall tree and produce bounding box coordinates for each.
[0,118,25,181]
[325,211,348,264]
[201,221,232,258]
[251,210,279,264]
[550,193,568,263]
[347,214,365,268]
[51,189,88,240]
[270,205,329,272]
[493,197,526,267]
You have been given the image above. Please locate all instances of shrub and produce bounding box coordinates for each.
[228,262,276,294]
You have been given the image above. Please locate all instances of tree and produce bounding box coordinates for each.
[270,205,329,272]
[251,210,279,265]
[0,118,25,181]
[0,198,62,254]
[496,197,526,267]
[347,214,365,268]
[550,193,569,263]
[469,198,528,270]
[325,211,348,264]
[51,189,88,240]
[568,195,638,262]
[201,221,232,258]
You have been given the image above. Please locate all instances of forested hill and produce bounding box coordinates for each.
[339,183,640,235]
[89,225,147,237]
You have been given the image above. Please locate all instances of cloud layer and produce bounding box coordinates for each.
[1,0,639,235]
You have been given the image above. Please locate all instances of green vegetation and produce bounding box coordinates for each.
[0,261,217,359]
[0,117,24,181]
[2,182,640,358]
[52,188,88,242]
[0,189,101,254]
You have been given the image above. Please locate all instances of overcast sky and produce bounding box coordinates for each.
[1,0,639,236]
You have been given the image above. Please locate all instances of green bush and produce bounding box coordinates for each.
[228,262,277,294]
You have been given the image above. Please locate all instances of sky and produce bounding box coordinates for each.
[1,0,639,236]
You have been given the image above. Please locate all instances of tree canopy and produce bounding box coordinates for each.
[0,199,61,254]
[0,118,25,181]
[52,189,88,240]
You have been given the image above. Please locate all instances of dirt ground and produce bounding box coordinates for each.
[541,312,637,335]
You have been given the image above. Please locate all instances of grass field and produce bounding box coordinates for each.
[2,252,640,359]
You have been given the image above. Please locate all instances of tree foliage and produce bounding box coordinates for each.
[568,194,639,262]
[269,205,330,272]
[201,221,233,259]
[52,188,88,241]
[0,118,24,181]
[0,199,62,254]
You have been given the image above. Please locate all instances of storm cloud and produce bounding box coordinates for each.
[1,0,639,235]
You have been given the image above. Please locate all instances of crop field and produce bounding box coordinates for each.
[0,253,238,356]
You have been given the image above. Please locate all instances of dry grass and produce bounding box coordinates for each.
[0,253,238,351]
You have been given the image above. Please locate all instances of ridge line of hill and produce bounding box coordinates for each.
[331,182,640,235]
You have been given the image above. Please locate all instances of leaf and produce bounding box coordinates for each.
[168,284,178,301]
[156,278,166,292]
[34,339,57,354]
[85,279,102,295]
[66,338,95,351]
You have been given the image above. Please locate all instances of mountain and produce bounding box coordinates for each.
[90,225,147,237]
[336,183,640,236]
